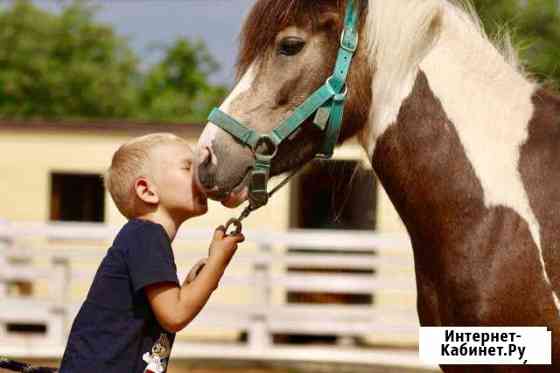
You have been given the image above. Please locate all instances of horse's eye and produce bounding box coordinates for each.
[278,37,305,56]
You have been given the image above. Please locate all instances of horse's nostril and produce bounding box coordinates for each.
[197,147,217,189]
[200,147,212,166]
[198,165,216,189]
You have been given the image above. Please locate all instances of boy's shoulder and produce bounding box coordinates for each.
[111,219,175,269]
[120,218,164,234]
[115,219,169,248]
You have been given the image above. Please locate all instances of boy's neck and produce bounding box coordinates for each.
[136,210,184,242]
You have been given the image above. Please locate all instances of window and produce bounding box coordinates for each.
[50,173,105,222]
[291,160,377,230]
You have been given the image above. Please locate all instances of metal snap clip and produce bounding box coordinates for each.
[225,218,243,236]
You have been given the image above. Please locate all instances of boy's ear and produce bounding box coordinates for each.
[134,177,159,205]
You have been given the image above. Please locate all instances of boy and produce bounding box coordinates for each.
[59,133,244,373]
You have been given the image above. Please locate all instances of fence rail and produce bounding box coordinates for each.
[0,220,433,369]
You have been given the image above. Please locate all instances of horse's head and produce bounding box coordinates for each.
[197,0,372,207]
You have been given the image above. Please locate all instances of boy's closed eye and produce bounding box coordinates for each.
[182,159,193,171]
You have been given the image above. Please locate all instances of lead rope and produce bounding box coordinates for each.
[0,357,58,373]
[224,163,306,235]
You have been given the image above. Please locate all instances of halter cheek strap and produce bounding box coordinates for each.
[208,0,360,212]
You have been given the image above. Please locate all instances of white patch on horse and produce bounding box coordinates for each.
[418,3,560,311]
[362,0,559,312]
[198,64,257,153]
[364,0,444,154]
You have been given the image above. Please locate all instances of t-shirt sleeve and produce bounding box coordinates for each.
[126,223,179,293]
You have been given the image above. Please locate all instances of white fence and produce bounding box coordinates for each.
[0,221,432,368]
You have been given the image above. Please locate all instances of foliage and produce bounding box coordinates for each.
[138,39,227,123]
[471,0,560,87]
[0,0,226,122]
[0,0,139,119]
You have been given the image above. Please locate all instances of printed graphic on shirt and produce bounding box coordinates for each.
[143,334,171,373]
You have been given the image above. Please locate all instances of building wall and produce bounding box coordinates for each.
[0,123,293,231]
[2,129,120,222]
[0,122,401,233]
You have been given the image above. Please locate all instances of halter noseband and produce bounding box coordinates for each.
[208,0,360,213]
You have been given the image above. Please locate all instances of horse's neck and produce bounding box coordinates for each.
[419,6,536,151]
[367,3,536,149]
[368,4,542,247]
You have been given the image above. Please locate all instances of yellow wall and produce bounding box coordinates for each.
[0,126,292,231]
[1,130,120,222]
[0,125,402,232]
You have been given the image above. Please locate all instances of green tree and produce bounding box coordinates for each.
[138,39,227,123]
[0,0,226,123]
[472,0,560,87]
[0,0,139,119]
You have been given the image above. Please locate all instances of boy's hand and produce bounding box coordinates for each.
[208,225,245,266]
[186,258,207,284]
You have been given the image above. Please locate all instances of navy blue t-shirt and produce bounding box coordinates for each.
[60,219,180,373]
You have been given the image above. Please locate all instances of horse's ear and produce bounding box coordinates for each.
[409,2,444,66]
[368,0,444,69]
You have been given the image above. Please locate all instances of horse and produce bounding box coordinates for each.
[194,1,560,371]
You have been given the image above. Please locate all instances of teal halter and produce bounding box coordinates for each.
[208,0,360,212]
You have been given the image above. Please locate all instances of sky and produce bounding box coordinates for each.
[6,0,257,86]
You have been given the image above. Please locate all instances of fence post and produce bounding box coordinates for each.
[0,219,9,299]
[51,256,70,302]
[0,220,11,340]
[249,243,272,350]
[50,256,70,344]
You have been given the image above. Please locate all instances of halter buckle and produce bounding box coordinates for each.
[333,85,348,102]
[340,28,358,53]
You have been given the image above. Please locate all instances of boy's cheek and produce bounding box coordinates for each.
[199,196,209,212]
[192,203,208,217]
[194,190,207,204]
[200,204,209,215]
[193,194,208,214]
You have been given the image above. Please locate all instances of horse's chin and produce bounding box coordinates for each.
[204,173,250,208]
[221,187,248,208]
[203,184,248,208]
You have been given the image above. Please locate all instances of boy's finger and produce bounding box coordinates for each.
[225,233,245,244]
[213,226,225,240]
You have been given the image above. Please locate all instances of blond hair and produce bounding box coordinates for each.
[105,133,188,219]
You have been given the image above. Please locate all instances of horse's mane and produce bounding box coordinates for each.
[446,0,522,74]
[365,0,524,80]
